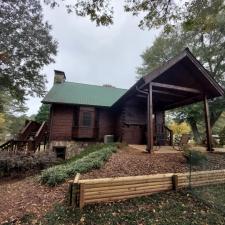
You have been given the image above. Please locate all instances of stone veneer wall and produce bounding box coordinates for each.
[49,141,91,159]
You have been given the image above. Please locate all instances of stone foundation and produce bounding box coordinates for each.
[49,141,93,159]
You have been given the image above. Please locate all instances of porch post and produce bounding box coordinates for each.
[203,95,213,152]
[147,83,153,153]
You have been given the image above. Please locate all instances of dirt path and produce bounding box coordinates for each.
[0,177,67,224]
[82,146,189,179]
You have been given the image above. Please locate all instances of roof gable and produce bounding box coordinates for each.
[143,48,224,96]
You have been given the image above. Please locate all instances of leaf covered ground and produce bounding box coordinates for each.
[5,185,225,225]
[0,177,67,224]
[1,145,225,224]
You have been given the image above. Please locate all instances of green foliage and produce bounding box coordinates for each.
[219,127,225,145]
[66,143,105,163]
[0,0,57,103]
[136,32,184,77]
[40,144,117,186]
[35,104,50,123]
[184,150,207,166]
[44,0,225,32]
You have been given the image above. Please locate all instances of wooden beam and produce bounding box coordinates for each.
[136,90,185,98]
[153,89,186,98]
[151,82,201,94]
[164,95,202,110]
[204,95,213,152]
[147,83,153,153]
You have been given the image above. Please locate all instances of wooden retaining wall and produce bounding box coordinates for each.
[68,169,225,208]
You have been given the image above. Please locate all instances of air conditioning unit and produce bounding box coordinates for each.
[104,135,114,144]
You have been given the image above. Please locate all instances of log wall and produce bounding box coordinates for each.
[69,169,225,208]
[49,104,74,141]
[118,97,147,144]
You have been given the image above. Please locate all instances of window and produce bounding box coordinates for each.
[82,111,92,127]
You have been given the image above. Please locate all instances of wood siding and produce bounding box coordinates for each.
[119,97,147,144]
[98,109,115,141]
[49,101,165,144]
[115,97,166,145]
[49,104,73,141]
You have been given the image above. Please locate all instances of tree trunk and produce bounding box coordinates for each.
[189,120,201,144]
[210,111,223,127]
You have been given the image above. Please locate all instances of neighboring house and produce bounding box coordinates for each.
[42,48,224,158]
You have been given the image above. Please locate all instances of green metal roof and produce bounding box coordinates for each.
[42,82,127,107]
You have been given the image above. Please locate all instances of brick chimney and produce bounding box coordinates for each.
[54,70,66,84]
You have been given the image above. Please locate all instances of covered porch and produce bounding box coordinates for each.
[113,48,224,152]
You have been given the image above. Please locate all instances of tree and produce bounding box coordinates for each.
[44,0,225,31]
[137,1,225,142]
[0,91,29,141]
[0,0,57,103]
[35,104,50,123]
[168,121,191,137]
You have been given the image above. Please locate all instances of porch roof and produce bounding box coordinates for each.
[112,48,224,111]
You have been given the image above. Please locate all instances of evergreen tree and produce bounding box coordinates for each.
[35,104,50,123]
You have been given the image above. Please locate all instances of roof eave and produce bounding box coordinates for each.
[42,100,112,108]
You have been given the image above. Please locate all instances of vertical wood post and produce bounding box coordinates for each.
[147,83,153,153]
[203,95,213,152]
[68,181,73,206]
[68,173,81,207]
[172,175,178,191]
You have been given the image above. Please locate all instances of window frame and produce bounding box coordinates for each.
[81,111,93,127]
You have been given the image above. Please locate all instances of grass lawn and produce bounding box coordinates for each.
[10,184,225,225]
[191,183,225,212]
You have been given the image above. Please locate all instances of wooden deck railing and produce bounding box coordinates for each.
[34,121,48,150]
[68,169,225,208]
[18,121,40,141]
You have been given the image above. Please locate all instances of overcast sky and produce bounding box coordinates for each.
[26,1,159,116]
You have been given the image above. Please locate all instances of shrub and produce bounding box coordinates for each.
[184,150,207,166]
[40,145,117,186]
[219,127,225,146]
[0,151,59,178]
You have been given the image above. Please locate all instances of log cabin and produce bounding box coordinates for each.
[42,48,224,158]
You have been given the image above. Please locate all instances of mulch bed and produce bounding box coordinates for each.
[192,152,225,171]
[81,146,189,179]
[0,177,67,224]
[82,147,225,179]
